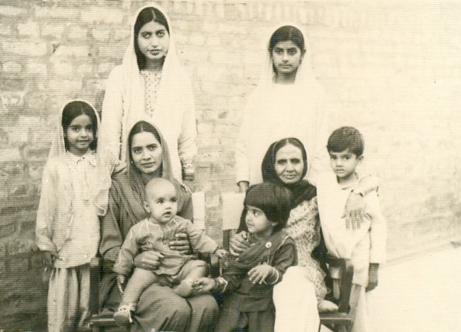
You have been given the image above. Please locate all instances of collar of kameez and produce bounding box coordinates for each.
[66,150,96,166]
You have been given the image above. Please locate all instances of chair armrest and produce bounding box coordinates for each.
[337,259,354,313]
[89,257,102,315]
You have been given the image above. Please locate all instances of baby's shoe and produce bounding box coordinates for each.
[318,300,339,313]
[113,303,136,326]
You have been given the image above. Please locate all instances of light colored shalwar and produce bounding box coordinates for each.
[274,198,328,332]
[317,172,387,332]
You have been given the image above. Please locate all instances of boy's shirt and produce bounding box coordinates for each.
[317,172,386,286]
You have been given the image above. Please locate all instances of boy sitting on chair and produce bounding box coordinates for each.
[317,127,387,332]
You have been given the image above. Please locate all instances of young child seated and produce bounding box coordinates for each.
[113,177,227,325]
[194,182,297,332]
[316,126,387,332]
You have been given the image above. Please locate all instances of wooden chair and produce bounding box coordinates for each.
[88,191,208,332]
[318,258,357,332]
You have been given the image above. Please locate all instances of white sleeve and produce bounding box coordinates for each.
[99,67,124,169]
[35,161,58,253]
[366,192,387,263]
[235,100,251,184]
[177,77,197,165]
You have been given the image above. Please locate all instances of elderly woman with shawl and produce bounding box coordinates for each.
[231,136,379,332]
[97,5,197,214]
[99,120,218,332]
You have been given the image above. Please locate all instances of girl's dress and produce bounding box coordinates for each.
[235,23,332,186]
[97,4,197,214]
[35,100,101,332]
[215,231,297,332]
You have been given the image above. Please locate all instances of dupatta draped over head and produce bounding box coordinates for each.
[98,119,193,262]
[235,23,331,187]
[97,4,196,215]
[261,137,317,208]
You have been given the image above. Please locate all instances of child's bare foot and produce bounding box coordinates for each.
[173,279,194,297]
[318,300,339,313]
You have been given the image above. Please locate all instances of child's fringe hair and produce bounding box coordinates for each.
[239,182,292,233]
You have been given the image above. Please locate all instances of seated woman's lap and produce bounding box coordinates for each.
[273,266,320,332]
[101,272,218,332]
[136,283,218,332]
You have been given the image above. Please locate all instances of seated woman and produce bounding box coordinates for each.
[231,137,377,332]
[99,120,217,332]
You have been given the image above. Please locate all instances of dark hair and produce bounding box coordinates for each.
[262,137,308,184]
[61,101,98,151]
[268,25,305,53]
[134,7,170,69]
[242,182,292,233]
[327,126,364,156]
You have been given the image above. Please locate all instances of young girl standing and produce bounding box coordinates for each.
[235,24,331,191]
[98,5,197,213]
[194,182,297,332]
[35,100,101,332]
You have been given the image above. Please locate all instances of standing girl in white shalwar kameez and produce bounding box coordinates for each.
[97,5,197,215]
[35,100,101,332]
[236,24,331,192]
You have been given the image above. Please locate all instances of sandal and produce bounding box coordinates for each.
[113,303,136,326]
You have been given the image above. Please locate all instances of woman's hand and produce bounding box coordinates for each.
[169,233,191,255]
[42,251,58,269]
[182,162,195,182]
[248,263,276,284]
[366,263,379,292]
[229,231,250,256]
[192,277,216,294]
[133,251,164,271]
[237,181,249,193]
[343,192,366,230]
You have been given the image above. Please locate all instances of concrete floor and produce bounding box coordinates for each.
[367,245,461,332]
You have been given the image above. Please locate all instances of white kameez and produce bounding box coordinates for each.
[235,24,333,187]
[35,100,101,332]
[97,5,197,214]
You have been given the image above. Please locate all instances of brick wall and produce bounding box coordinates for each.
[1,0,461,329]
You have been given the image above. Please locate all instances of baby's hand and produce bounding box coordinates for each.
[192,277,216,294]
[214,249,228,259]
[117,275,127,294]
[248,263,276,284]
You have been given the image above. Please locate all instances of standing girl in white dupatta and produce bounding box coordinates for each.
[35,100,101,332]
[235,24,330,192]
[98,5,197,214]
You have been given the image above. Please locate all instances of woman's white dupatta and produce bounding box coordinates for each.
[236,23,331,186]
[97,4,196,215]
